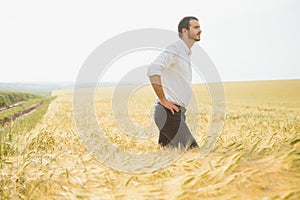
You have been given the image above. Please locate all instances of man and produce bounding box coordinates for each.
[147,16,202,149]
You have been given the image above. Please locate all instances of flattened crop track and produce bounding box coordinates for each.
[0,101,43,126]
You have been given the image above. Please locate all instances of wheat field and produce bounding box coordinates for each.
[1,79,300,199]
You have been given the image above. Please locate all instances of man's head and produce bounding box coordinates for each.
[178,16,202,42]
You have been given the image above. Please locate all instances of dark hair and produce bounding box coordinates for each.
[178,16,198,38]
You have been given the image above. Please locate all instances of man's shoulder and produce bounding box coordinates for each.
[165,40,181,54]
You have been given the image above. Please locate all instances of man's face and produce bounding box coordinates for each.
[187,20,202,41]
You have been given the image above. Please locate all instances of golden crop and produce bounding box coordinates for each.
[1,80,299,199]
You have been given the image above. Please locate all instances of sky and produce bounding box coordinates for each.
[0,0,299,83]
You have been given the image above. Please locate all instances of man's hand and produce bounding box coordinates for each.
[149,75,179,115]
[160,99,179,115]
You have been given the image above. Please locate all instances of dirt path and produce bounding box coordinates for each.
[0,101,43,126]
[0,100,26,113]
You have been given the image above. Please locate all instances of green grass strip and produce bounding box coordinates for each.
[0,97,55,162]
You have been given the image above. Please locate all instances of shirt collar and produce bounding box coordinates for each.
[178,39,192,56]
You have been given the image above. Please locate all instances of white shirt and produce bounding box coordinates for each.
[147,39,192,107]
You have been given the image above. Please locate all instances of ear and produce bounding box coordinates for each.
[182,28,188,34]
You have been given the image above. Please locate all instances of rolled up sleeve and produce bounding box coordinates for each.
[147,45,177,77]
[147,64,164,76]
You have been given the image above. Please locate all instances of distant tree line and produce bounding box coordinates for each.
[0,91,40,108]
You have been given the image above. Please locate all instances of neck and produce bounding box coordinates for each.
[181,37,195,49]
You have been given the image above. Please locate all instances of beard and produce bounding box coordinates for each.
[193,36,200,41]
[188,33,201,41]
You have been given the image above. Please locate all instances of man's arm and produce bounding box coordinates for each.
[149,75,179,115]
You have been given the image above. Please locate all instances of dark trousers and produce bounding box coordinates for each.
[154,102,199,149]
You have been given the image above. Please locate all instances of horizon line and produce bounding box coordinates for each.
[0,77,299,85]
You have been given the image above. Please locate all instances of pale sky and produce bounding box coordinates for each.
[0,0,299,83]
